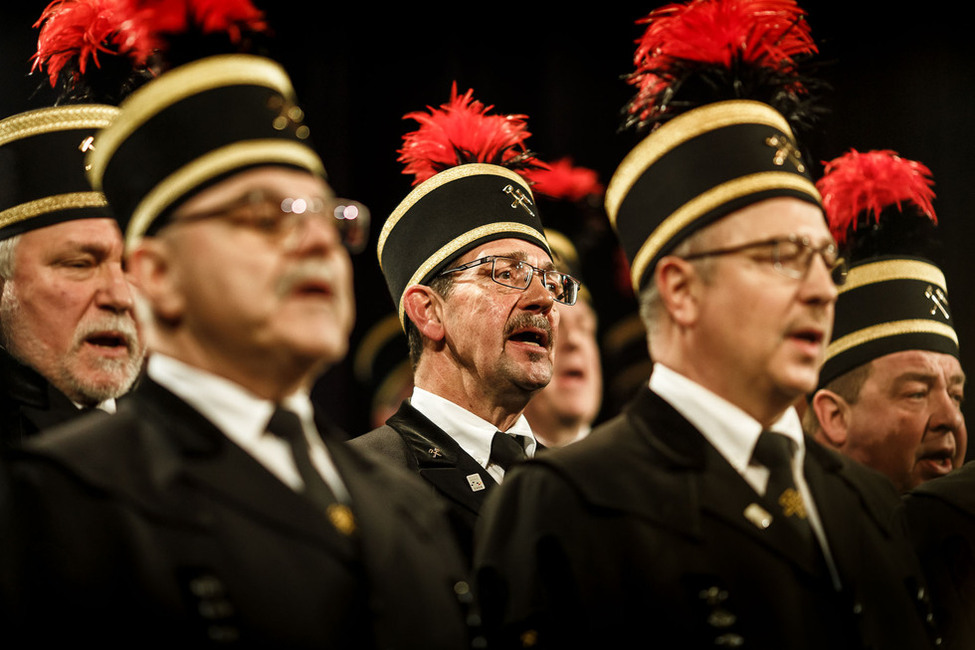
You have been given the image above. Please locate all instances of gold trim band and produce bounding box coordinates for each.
[628,171,820,291]
[378,164,533,266]
[840,258,946,294]
[353,314,404,381]
[126,139,325,246]
[0,105,118,146]
[397,221,548,326]
[605,100,793,224]
[826,319,959,361]
[87,54,296,189]
[0,192,108,229]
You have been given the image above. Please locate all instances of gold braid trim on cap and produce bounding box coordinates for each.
[628,171,820,292]
[826,319,959,361]
[605,100,793,225]
[396,221,549,328]
[840,258,946,294]
[0,192,108,229]
[125,139,325,248]
[377,164,534,268]
[544,229,579,266]
[87,54,296,190]
[0,105,117,146]
[353,314,404,382]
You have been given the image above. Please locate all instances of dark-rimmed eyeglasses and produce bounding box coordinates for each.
[174,191,370,254]
[681,234,848,286]
[439,255,580,305]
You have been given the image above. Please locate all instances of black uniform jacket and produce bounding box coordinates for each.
[350,399,498,563]
[0,378,471,649]
[473,386,940,649]
[901,461,975,650]
[0,346,97,449]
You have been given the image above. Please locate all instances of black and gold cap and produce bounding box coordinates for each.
[605,0,824,293]
[378,85,551,327]
[606,99,821,293]
[820,256,957,387]
[377,163,550,326]
[0,104,119,241]
[85,53,325,248]
[816,149,957,387]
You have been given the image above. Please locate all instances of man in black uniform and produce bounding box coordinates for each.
[473,2,940,648]
[0,105,144,448]
[350,85,578,562]
[804,149,966,492]
[0,13,471,649]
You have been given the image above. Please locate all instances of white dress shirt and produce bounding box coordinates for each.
[649,363,840,588]
[410,386,537,484]
[148,354,350,503]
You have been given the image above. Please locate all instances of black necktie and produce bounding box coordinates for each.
[752,430,817,551]
[266,406,338,512]
[490,431,527,471]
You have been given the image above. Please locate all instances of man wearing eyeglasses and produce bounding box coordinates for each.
[473,103,941,648]
[351,156,577,563]
[0,53,472,648]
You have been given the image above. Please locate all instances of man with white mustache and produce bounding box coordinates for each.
[0,51,472,648]
[0,105,145,449]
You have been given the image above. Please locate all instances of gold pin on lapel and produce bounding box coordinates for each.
[327,504,357,536]
[744,503,772,530]
[428,447,443,458]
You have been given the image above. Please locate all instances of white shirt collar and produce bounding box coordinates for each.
[409,386,537,468]
[648,363,804,476]
[146,354,349,501]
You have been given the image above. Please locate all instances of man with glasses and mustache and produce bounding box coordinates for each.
[351,85,576,564]
[0,46,472,649]
[0,105,144,449]
[473,2,941,648]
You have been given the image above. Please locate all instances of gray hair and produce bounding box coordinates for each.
[405,273,454,368]
[636,230,714,359]
[0,234,21,280]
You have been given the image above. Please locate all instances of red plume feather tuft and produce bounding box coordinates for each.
[31,0,154,88]
[817,149,937,246]
[129,0,268,43]
[626,0,817,130]
[398,83,539,186]
[526,158,604,203]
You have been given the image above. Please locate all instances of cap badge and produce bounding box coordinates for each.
[765,134,805,173]
[502,184,536,218]
[925,285,950,319]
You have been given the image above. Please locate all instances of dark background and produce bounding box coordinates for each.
[1,2,971,445]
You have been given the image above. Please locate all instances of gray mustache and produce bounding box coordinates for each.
[505,313,553,347]
[276,261,337,296]
[73,314,139,350]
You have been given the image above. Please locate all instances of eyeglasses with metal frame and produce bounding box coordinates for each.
[173,190,371,254]
[680,234,849,286]
[438,255,581,305]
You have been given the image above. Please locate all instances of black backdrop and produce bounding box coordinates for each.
[1,2,972,448]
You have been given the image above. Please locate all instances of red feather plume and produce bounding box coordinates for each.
[398,83,539,186]
[129,0,267,43]
[626,0,817,128]
[817,149,937,246]
[31,0,154,88]
[526,158,604,203]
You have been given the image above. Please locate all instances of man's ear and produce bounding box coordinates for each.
[126,238,184,324]
[810,389,850,448]
[654,255,701,327]
[402,284,446,343]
